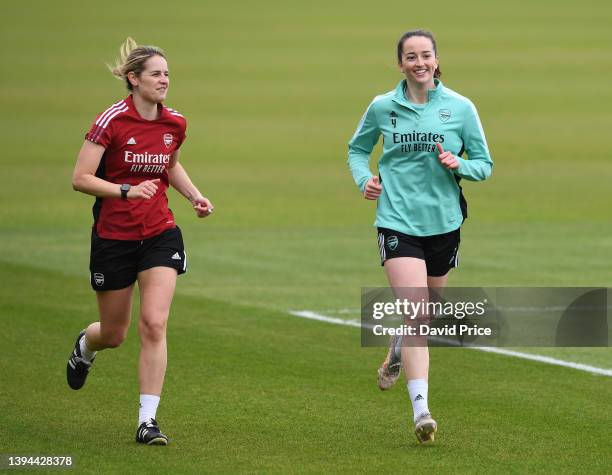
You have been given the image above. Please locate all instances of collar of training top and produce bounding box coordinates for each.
[392,78,443,109]
[125,94,170,122]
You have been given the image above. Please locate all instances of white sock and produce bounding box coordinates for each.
[139,394,160,425]
[407,379,429,422]
[79,335,97,362]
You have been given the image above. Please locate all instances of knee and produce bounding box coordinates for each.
[101,328,128,349]
[139,315,167,343]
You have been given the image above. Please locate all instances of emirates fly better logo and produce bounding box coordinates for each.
[163,133,173,148]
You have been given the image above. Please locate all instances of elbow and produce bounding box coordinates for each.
[483,162,493,180]
[72,174,84,192]
[476,167,493,182]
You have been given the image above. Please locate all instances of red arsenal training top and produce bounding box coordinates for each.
[85,95,187,240]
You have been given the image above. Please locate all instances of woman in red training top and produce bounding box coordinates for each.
[67,37,213,445]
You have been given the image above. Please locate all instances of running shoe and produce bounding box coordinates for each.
[136,419,169,445]
[414,412,437,444]
[377,334,402,390]
[66,330,95,390]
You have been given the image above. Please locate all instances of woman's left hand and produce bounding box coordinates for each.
[436,143,460,170]
[191,195,214,218]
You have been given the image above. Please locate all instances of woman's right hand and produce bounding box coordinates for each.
[363,176,382,200]
[128,179,160,199]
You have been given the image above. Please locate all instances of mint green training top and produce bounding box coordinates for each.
[348,79,493,237]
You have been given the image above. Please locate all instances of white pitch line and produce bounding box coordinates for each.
[290,310,361,328]
[288,310,612,377]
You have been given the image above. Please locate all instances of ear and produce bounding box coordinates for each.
[397,60,405,74]
[127,71,138,88]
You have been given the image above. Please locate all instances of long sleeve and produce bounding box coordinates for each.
[348,100,381,192]
[455,101,493,181]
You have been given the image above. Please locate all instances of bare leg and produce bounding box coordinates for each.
[426,273,449,319]
[85,285,135,350]
[383,260,450,443]
[427,274,448,289]
[384,257,429,381]
[137,267,177,396]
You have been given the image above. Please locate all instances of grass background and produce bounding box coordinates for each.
[1,0,611,473]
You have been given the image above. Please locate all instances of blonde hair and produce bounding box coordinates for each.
[108,37,166,91]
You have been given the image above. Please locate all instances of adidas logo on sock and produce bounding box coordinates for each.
[127,137,137,145]
[415,394,424,401]
[171,252,181,260]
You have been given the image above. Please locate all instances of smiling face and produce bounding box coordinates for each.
[128,55,169,103]
[398,35,438,89]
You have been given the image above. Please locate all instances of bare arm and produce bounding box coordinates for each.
[72,140,160,200]
[72,140,121,198]
[168,149,214,218]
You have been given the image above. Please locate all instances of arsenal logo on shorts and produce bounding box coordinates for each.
[93,273,105,286]
[163,133,173,148]
[387,236,399,251]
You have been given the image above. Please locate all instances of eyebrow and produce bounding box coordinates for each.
[405,50,433,55]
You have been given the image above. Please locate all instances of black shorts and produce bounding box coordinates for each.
[377,227,460,277]
[89,226,187,291]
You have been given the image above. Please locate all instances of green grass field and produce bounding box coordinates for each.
[1,0,611,473]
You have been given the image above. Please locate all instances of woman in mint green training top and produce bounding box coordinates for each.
[348,29,493,444]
